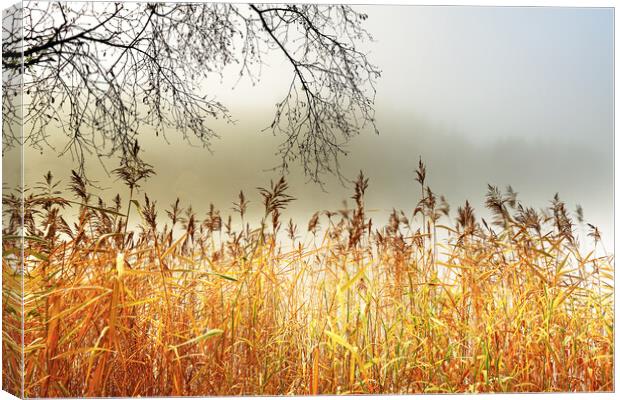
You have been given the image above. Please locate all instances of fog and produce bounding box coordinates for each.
[18,4,613,248]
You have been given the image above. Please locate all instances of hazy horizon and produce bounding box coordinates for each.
[15,4,614,248]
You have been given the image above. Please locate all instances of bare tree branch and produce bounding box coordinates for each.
[3,1,380,183]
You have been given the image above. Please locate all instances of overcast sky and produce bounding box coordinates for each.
[20,4,614,247]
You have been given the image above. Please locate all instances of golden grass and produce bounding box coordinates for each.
[2,165,614,396]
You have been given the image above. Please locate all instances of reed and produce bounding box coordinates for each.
[2,163,613,396]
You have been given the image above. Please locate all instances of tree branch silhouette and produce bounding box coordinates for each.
[3,2,380,183]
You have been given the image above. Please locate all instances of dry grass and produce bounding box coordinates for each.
[2,162,614,397]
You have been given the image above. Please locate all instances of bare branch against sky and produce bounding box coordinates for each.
[2,1,379,182]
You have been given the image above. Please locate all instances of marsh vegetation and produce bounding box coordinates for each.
[2,159,613,396]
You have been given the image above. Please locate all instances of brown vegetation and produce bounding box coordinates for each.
[2,160,613,396]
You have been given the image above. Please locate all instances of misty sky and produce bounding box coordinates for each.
[20,5,614,247]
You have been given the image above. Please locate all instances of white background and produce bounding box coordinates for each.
[0,0,616,399]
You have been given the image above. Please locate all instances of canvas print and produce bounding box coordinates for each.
[1,1,614,397]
